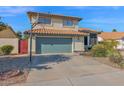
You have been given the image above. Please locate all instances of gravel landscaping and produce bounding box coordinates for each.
[0,55,30,85]
[93,57,124,69]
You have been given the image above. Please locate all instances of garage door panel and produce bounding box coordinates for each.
[40,37,72,44]
[36,37,72,54]
[41,44,72,53]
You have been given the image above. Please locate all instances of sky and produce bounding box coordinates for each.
[0,6,124,32]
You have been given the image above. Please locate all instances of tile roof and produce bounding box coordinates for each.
[0,26,18,38]
[25,28,87,36]
[27,11,82,21]
[79,28,98,33]
[99,32,124,40]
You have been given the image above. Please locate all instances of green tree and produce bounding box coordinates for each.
[100,30,104,32]
[16,31,22,39]
[0,17,7,31]
[22,34,29,40]
[112,29,117,32]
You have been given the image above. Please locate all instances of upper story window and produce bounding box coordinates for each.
[63,20,74,26]
[38,17,51,24]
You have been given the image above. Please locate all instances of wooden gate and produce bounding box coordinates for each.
[19,40,28,54]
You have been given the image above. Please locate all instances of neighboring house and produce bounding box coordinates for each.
[98,32,124,50]
[0,26,19,54]
[25,11,98,54]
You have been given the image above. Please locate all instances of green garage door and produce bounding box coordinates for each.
[36,37,72,54]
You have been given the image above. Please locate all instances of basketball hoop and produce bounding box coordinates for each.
[31,13,40,26]
[29,13,40,63]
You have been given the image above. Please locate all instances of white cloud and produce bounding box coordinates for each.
[71,6,88,9]
[65,6,121,11]
[65,6,106,10]
[84,17,124,24]
[0,6,34,16]
[0,14,15,17]
[111,6,120,10]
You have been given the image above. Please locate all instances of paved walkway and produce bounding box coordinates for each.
[15,54,124,86]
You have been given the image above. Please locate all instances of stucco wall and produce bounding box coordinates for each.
[98,36,103,42]
[32,17,79,31]
[116,39,124,49]
[28,37,36,54]
[0,38,18,54]
[73,37,84,52]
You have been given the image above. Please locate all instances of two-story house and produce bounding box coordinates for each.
[25,11,97,54]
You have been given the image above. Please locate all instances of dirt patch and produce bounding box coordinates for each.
[93,57,124,69]
[120,51,124,57]
[80,51,124,69]
[0,69,29,86]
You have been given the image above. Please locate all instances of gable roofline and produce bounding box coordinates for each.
[0,25,18,38]
[79,28,100,34]
[98,32,124,40]
[8,26,19,38]
[27,11,82,21]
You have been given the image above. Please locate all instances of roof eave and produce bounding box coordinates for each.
[27,11,82,21]
[24,31,87,36]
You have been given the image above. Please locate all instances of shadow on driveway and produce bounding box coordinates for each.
[0,54,72,72]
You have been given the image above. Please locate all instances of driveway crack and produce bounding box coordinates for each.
[65,76,74,86]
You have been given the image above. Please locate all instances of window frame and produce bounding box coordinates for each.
[38,17,51,25]
[63,20,74,27]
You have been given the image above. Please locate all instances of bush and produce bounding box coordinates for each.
[0,45,14,55]
[91,44,108,57]
[0,47,2,55]
[92,40,120,57]
[109,51,123,63]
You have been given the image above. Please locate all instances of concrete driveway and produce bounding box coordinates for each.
[16,54,124,86]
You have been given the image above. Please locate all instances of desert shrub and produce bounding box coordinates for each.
[109,51,123,63]
[0,47,2,54]
[93,40,120,57]
[100,40,119,53]
[0,45,14,55]
[91,44,108,57]
[119,60,124,68]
